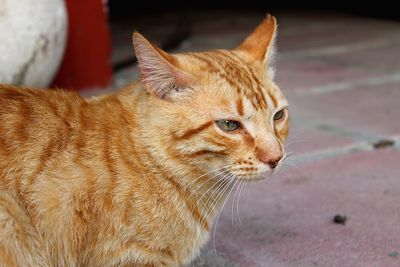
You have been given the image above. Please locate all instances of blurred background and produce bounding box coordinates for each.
[1,1,399,266]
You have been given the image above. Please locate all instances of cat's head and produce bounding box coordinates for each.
[133,15,289,181]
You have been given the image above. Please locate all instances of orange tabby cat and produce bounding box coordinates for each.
[0,15,289,266]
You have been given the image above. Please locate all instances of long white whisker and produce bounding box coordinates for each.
[193,169,231,206]
[200,179,233,233]
[187,164,233,188]
[285,139,305,147]
[204,172,232,208]
[231,178,244,225]
[198,172,233,228]
[285,132,306,144]
[283,160,301,171]
[212,174,238,254]
[285,151,297,157]
[236,179,247,225]
[188,165,233,200]
[207,174,235,229]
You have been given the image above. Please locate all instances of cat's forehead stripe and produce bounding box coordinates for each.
[188,50,280,112]
[189,52,215,70]
[196,51,269,111]
[222,50,268,109]
[236,98,244,116]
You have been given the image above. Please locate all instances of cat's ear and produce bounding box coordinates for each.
[132,32,193,99]
[235,14,277,77]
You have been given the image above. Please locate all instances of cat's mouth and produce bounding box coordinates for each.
[228,153,286,182]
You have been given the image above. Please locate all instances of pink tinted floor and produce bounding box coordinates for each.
[105,10,400,267]
[204,149,400,267]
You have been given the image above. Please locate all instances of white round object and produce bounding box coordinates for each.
[0,0,67,87]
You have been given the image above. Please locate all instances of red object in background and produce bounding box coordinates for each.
[52,0,113,91]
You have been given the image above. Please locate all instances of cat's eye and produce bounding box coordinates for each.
[216,120,241,132]
[273,109,285,121]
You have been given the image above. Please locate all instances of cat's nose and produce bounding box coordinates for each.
[255,146,283,169]
[266,156,282,169]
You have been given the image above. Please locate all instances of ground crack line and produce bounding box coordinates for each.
[293,137,398,165]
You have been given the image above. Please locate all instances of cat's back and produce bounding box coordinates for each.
[0,84,86,178]
[0,84,85,124]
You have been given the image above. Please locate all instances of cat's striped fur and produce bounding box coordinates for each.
[0,15,289,266]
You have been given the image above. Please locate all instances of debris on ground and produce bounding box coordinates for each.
[333,214,347,225]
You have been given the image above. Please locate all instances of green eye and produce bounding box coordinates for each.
[216,120,241,131]
[273,109,285,121]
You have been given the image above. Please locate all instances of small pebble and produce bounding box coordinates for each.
[333,214,347,225]
[388,251,398,258]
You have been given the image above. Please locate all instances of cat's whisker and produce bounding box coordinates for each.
[283,151,300,162]
[205,171,236,209]
[188,173,224,206]
[284,137,305,153]
[187,165,233,189]
[285,152,298,159]
[187,165,233,185]
[195,171,229,213]
[211,177,237,254]
[275,154,294,175]
[285,132,306,144]
[212,173,239,254]
[188,165,237,222]
[236,179,247,225]
[274,160,300,178]
[284,138,305,148]
[231,178,245,225]
[230,180,239,225]
[198,171,232,216]
[199,172,233,229]
[187,165,233,201]
[201,172,234,222]
[283,152,300,166]
[285,161,301,172]
[285,157,298,164]
[285,151,297,157]
[203,176,233,229]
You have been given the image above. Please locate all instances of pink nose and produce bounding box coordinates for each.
[265,156,282,169]
[256,147,283,169]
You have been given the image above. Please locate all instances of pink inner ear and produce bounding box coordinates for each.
[173,68,189,86]
[140,66,152,79]
[133,32,195,97]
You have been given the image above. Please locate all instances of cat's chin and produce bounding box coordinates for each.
[234,172,271,182]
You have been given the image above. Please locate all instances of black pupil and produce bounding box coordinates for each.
[274,110,283,120]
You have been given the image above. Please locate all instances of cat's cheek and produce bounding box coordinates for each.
[275,121,290,143]
[200,156,227,172]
